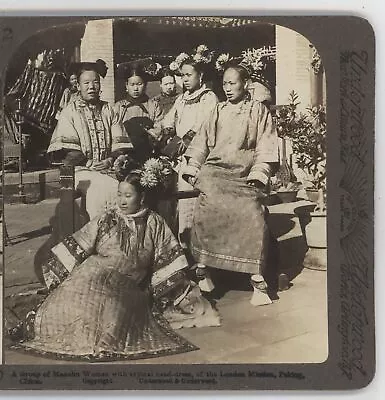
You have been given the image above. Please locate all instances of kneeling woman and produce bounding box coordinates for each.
[7,170,219,361]
[182,61,280,306]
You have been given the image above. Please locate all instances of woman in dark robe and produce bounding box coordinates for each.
[152,66,180,117]
[114,60,163,163]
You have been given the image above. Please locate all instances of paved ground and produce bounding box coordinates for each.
[2,198,328,365]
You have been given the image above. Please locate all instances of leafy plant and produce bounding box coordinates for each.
[274,91,326,192]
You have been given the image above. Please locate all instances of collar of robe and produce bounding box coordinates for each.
[115,206,149,221]
[122,95,150,114]
[75,97,104,110]
[181,84,211,105]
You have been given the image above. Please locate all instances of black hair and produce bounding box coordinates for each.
[73,59,108,80]
[95,59,108,78]
[180,58,207,81]
[125,65,148,84]
[119,171,144,196]
[77,67,101,81]
[159,66,176,81]
[223,62,250,83]
[115,153,142,182]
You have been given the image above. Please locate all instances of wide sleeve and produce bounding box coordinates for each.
[42,216,101,288]
[182,104,219,179]
[47,105,82,153]
[110,103,133,154]
[194,91,218,133]
[58,88,70,112]
[149,214,189,299]
[149,98,163,139]
[161,96,179,131]
[247,102,280,185]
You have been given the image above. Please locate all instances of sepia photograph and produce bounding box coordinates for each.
[1,16,328,366]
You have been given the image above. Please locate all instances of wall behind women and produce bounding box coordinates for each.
[80,19,115,104]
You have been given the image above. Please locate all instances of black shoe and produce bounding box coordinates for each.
[278,273,290,291]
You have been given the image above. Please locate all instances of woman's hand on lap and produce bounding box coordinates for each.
[92,158,113,171]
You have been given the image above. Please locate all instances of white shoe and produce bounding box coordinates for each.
[250,275,272,306]
[196,264,215,293]
[199,277,215,293]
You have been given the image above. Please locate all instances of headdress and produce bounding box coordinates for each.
[169,44,214,74]
[69,59,108,79]
[117,58,161,81]
[215,53,236,72]
[114,154,174,192]
[216,47,276,88]
[239,46,276,88]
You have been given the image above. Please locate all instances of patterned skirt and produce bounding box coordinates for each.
[8,259,196,361]
[191,166,269,275]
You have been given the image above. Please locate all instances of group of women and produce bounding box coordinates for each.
[7,45,280,361]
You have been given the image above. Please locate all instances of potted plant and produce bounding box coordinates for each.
[270,180,302,203]
[291,103,326,207]
[272,92,302,203]
[274,91,326,205]
[275,91,327,269]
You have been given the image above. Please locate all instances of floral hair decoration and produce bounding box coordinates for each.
[114,155,174,191]
[169,44,214,74]
[239,46,276,86]
[215,53,235,72]
[215,46,276,89]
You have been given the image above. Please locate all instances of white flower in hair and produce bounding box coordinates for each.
[175,52,190,65]
[196,44,209,54]
[169,61,179,71]
[192,44,213,64]
[140,157,174,190]
[193,53,205,63]
[215,53,230,71]
[140,170,158,188]
[143,158,164,173]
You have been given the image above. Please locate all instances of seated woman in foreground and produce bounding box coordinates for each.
[7,169,219,361]
[182,59,280,306]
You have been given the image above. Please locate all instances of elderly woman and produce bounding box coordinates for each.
[48,59,126,168]
[182,61,280,305]
[7,168,220,361]
[47,60,131,219]
[161,46,218,248]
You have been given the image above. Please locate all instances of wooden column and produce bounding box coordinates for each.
[310,68,324,107]
[309,45,324,107]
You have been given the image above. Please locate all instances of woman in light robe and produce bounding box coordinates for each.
[182,62,280,305]
[161,48,218,248]
[6,171,220,361]
[47,60,132,219]
[49,59,128,168]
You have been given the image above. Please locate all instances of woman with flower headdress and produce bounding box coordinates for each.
[6,161,220,361]
[181,57,280,306]
[161,44,218,249]
[240,47,276,108]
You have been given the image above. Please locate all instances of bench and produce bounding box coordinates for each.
[56,165,200,239]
